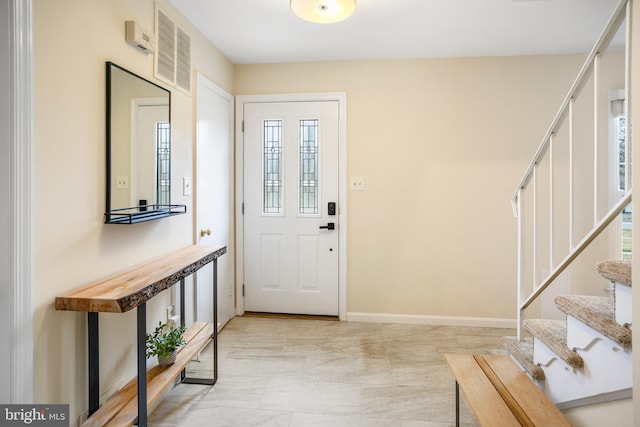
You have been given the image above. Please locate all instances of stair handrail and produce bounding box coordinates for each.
[511,0,629,213]
[512,0,632,340]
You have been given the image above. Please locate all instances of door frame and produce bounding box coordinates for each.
[6,0,34,403]
[235,93,348,320]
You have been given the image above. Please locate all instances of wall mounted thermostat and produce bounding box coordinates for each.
[125,21,155,54]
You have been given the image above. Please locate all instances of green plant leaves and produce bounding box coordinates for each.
[145,321,186,359]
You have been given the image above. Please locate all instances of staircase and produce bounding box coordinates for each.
[503,260,632,407]
[505,0,634,417]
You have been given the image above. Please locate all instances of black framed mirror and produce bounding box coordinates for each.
[104,62,186,224]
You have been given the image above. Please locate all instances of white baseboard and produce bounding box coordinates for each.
[557,388,633,410]
[346,312,517,329]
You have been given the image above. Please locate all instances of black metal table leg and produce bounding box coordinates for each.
[180,278,186,382]
[137,303,147,427]
[212,258,218,384]
[88,312,99,416]
[455,380,460,427]
[181,260,217,386]
[179,278,186,328]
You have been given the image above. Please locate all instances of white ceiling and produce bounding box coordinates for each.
[169,0,621,64]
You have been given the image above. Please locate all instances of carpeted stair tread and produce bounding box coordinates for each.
[501,336,545,381]
[523,319,584,368]
[555,295,632,348]
[596,260,631,287]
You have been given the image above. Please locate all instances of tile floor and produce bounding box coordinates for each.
[149,316,513,427]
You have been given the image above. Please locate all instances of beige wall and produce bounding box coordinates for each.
[33,0,232,424]
[236,56,591,319]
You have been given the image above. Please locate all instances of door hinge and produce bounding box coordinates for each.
[242,120,244,132]
[242,284,245,296]
[242,202,245,215]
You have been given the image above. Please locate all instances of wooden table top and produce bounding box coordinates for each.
[55,245,226,313]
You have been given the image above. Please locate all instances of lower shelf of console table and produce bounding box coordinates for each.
[82,322,213,427]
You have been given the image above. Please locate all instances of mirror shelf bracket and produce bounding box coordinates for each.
[104,204,186,225]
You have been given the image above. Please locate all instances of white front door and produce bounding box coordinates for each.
[195,74,235,328]
[243,101,339,316]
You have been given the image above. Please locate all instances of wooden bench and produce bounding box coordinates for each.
[82,322,213,427]
[444,354,571,427]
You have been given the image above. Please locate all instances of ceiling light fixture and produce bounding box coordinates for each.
[290,0,356,24]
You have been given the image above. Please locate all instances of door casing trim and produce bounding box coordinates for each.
[9,0,34,403]
[235,93,348,320]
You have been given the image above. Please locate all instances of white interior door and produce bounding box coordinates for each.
[244,101,339,316]
[195,74,235,328]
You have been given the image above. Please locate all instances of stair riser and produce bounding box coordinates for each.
[524,319,583,367]
[566,315,628,351]
[615,283,632,327]
[533,337,570,368]
[509,355,546,388]
[533,327,632,404]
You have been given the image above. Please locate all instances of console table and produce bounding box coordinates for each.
[55,245,227,426]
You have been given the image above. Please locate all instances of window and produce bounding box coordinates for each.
[263,120,283,214]
[610,95,631,260]
[622,204,631,260]
[299,119,319,215]
[156,122,170,206]
[614,115,627,192]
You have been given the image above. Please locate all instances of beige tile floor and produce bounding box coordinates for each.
[149,316,513,427]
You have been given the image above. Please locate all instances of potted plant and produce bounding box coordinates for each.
[146,321,186,366]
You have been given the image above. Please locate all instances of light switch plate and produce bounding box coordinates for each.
[183,177,191,196]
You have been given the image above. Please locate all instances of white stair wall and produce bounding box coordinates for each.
[566,316,632,395]
[534,328,631,404]
[615,283,632,327]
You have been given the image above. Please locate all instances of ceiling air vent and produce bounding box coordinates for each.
[155,4,191,95]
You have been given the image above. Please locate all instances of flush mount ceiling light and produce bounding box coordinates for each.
[290,0,357,24]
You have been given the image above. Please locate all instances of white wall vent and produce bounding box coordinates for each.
[175,26,191,92]
[155,4,191,95]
